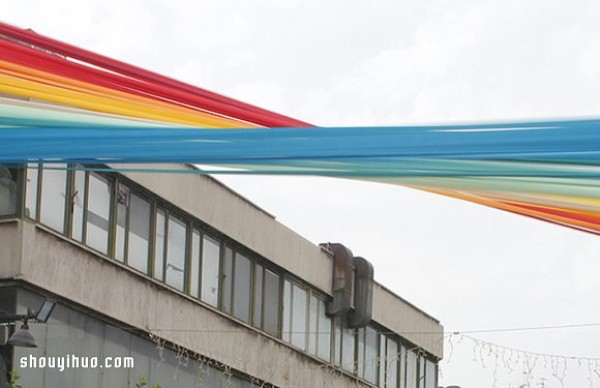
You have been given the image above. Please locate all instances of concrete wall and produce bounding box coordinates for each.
[0,220,22,279]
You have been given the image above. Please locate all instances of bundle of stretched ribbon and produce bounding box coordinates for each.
[1,22,599,234]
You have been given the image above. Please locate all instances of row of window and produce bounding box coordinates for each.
[14,163,438,388]
[12,288,271,388]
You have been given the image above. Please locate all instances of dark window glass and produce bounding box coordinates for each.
[233,253,251,323]
[263,269,280,337]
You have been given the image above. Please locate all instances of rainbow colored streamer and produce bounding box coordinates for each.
[1,22,600,234]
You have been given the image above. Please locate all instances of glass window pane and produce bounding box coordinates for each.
[115,184,128,262]
[341,326,355,373]
[406,349,417,388]
[165,216,186,291]
[317,299,331,361]
[128,193,150,273]
[201,235,220,307]
[189,229,201,298]
[263,269,280,337]
[386,339,398,388]
[282,279,292,342]
[233,253,251,322]
[357,327,366,378]
[334,318,342,366]
[25,163,39,219]
[379,334,386,386]
[71,169,86,242]
[0,165,17,216]
[40,164,67,232]
[425,359,436,388]
[308,295,318,355]
[154,209,166,281]
[418,355,425,388]
[221,247,234,314]
[399,345,407,388]
[365,326,378,384]
[291,284,307,350]
[86,173,111,254]
[253,264,263,328]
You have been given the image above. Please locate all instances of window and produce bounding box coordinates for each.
[424,359,436,388]
[165,215,186,291]
[253,264,264,328]
[0,165,17,216]
[201,235,220,307]
[252,264,280,336]
[127,193,151,273]
[153,209,166,281]
[40,164,67,232]
[115,184,128,262]
[316,299,331,361]
[406,349,417,388]
[189,229,201,298]
[86,173,111,254]
[341,325,355,373]
[386,338,398,388]
[357,326,378,384]
[282,280,292,343]
[399,345,407,388]
[332,317,356,372]
[71,169,86,242]
[282,280,309,351]
[307,294,331,362]
[221,247,234,314]
[233,253,251,323]
[262,269,280,337]
[308,295,318,355]
[291,284,308,350]
[418,355,425,388]
[25,163,39,219]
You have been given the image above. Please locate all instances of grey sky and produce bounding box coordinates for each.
[4,1,600,386]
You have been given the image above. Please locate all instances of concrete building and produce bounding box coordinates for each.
[0,162,443,387]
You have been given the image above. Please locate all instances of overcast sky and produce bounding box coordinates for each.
[5,1,600,386]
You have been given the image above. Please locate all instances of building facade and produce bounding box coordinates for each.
[0,163,443,387]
